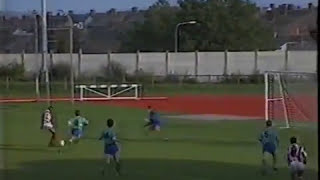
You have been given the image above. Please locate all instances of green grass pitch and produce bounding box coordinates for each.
[0,101,318,180]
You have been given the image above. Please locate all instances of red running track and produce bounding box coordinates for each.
[92,95,265,118]
[1,95,316,121]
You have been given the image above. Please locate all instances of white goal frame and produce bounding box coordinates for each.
[75,84,141,101]
[265,72,290,128]
[265,71,316,129]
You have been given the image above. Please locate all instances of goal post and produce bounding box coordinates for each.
[75,84,142,101]
[265,71,317,128]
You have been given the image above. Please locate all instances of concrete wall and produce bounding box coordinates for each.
[0,50,317,76]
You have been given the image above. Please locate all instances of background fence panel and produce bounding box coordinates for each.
[0,54,21,65]
[228,52,255,75]
[257,51,286,73]
[169,52,195,75]
[198,52,225,75]
[288,51,317,72]
[0,51,317,77]
[24,54,42,74]
[81,54,107,77]
[139,52,166,75]
[111,53,136,74]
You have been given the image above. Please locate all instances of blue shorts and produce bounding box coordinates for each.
[150,124,160,130]
[71,129,83,138]
[104,144,119,156]
[263,143,276,155]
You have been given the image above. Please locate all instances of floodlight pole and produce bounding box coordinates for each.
[41,0,51,105]
[46,14,75,104]
[34,15,39,55]
[34,14,40,99]
[174,21,197,52]
[67,15,75,104]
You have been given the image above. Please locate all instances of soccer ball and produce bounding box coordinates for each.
[60,140,65,147]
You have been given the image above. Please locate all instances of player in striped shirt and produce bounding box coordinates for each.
[287,136,307,180]
[40,106,57,147]
[258,120,279,174]
[99,118,121,176]
[68,110,89,144]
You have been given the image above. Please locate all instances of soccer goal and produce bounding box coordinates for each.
[265,71,317,129]
[75,84,143,101]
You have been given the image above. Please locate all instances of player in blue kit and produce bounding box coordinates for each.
[68,110,89,144]
[144,106,161,132]
[259,120,279,175]
[99,118,121,176]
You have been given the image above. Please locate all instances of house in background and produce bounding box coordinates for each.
[0,15,36,53]
[80,9,144,53]
[261,3,317,51]
[0,3,317,53]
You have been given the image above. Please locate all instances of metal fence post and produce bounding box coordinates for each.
[6,76,9,90]
[224,49,228,75]
[135,50,140,82]
[135,50,140,75]
[165,50,169,76]
[107,51,111,66]
[21,50,25,67]
[254,49,258,73]
[195,50,199,77]
[77,48,82,79]
[107,51,111,80]
[284,49,288,71]
[49,50,54,72]
[35,76,40,99]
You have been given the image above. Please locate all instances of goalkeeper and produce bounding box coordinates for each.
[68,110,89,144]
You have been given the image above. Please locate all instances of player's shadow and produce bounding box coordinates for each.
[1,158,318,180]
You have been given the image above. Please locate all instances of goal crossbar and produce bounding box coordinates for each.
[75,84,141,101]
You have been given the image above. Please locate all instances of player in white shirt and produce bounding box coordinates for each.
[287,136,308,180]
[40,106,57,146]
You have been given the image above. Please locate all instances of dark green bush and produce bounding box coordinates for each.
[50,62,71,80]
[163,74,180,83]
[0,62,25,79]
[133,68,154,83]
[182,75,198,84]
[101,61,127,82]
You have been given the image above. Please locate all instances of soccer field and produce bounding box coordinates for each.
[0,84,318,180]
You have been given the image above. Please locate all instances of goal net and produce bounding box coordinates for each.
[75,84,143,101]
[265,71,318,128]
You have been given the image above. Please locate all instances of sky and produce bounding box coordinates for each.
[2,0,318,13]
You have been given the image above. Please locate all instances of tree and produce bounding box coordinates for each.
[177,0,275,51]
[150,0,171,9]
[121,0,276,52]
[121,0,177,52]
[131,7,139,12]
